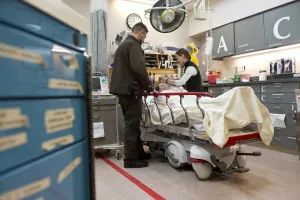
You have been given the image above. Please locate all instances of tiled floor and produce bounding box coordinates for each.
[95,146,300,200]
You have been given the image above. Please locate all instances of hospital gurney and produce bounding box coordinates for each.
[141,92,262,180]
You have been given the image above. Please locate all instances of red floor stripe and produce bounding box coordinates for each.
[96,153,166,200]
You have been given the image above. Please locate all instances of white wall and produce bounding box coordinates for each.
[216,46,300,79]
[62,0,90,20]
[107,0,192,60]
[194,35,300,80]
[189,0,295,36]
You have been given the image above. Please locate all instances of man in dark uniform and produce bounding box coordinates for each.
[110,23,153,168]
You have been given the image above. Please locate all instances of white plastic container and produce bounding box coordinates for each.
[259,70,267,81]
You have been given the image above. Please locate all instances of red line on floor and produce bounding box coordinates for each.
[96,153,166,200]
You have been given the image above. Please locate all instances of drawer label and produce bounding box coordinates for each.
[0,108,29,131]
[45,108,75,134]
[0,132,28,152]
[58,157,82,183]
[0,177,50,200]
[48,79,83,94]
[52,45,79,70]
[42,134,74,151]
[0,42,46,69]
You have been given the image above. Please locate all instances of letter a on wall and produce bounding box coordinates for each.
[217,36,228,53]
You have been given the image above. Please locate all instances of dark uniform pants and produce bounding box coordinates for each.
[118,94,144,161]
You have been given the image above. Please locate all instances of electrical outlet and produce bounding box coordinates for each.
[239,66,246,72]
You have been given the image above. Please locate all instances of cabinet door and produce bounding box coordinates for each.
[264,1,300,48]
[212,23,235,59]
[235,14,265,54]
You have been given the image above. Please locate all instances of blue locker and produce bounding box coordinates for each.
[0,98,88,174]
[0,22,87,98]
[0,0,88,50]
[0,141,90,200]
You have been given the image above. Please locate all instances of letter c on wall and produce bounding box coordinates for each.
[273,16,291,40]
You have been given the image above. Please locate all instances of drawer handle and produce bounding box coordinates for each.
[93,102,100,106]
[274,86,281,88]
[93,108,100,111]
[287,137,296,140]
[269,43,282,47]
[261,86,266,92]
[274,107,282,109]
[274,97,282,100]
[274,138,281,141]
[245,48,254,52]
[261,95,265,102]
[93,116,101,120]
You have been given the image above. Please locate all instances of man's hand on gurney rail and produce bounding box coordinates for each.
[151,89,159,94]
[145,89,159,95]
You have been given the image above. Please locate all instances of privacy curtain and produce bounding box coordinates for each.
[90,0,108,73]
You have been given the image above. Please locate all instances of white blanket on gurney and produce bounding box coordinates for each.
[144,87,274,148]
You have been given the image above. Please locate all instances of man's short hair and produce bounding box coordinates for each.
[132,22,148,33]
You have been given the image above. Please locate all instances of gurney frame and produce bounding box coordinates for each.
[141,92,262,180]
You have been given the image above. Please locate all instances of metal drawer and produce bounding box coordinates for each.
[260,93,294,104]
[211,93,222,97]
[256,93,260,100]
[93,105,116,111]
[208,86,232,94]
[265,103,293,114]
[0,1,88,50]
[94,121,117,146]
[92,96,117,106]
[274,126,296,137]
[0,23,87,98]
[247,84,260,93]
[261,82,299,93]
[286,114,296,126]
[0,141,90,200]
[272,135,297,149]
[92,108,116,122]
[0,98,87,174]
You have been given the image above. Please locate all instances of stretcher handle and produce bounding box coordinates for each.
[144,92,213,98]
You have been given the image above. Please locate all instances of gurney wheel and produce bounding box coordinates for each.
[166,143,186,169]
[116,151,120,160]
[193,162,213,181]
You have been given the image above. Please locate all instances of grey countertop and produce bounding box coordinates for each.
[203,78,300,88]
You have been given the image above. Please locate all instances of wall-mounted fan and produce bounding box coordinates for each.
[145,0,214,74]
[145,0,209,33]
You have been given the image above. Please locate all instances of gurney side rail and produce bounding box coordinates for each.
[142,92,262,147]
[143,92,213,140]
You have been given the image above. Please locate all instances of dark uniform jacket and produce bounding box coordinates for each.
[184,60,203,92]
[109,35,153,96]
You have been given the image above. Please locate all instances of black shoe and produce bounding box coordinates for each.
[124,160,149,168]
[138,153,151,160]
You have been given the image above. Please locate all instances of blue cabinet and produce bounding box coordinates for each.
[0,1,93,200]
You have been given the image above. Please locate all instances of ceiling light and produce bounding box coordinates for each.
[231,43,300,58]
